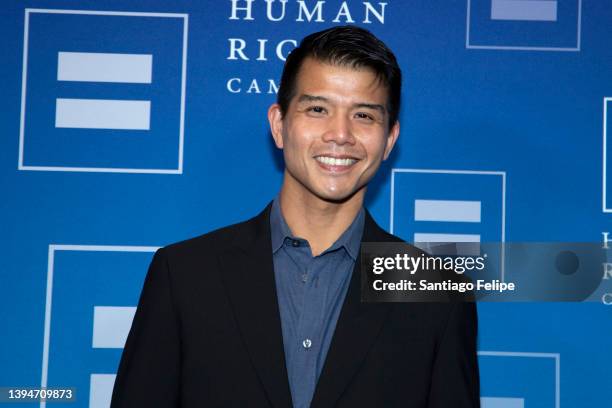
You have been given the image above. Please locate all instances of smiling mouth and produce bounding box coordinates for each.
[314,156,358,166]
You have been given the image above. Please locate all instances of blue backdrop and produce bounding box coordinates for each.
[1,1,610,407]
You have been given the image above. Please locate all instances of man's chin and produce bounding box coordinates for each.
[314,186,364,204]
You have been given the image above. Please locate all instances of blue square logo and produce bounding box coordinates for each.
[467,0,581,51]
[19,9,188,173]
[42,246,156,407]
[604,98,612,212]
[479,352,558,407]
[391,169,505,244]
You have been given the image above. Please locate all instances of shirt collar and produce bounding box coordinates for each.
[270,197,294,253]
[270,197,365,260]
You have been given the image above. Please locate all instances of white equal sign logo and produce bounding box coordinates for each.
[89,306,136,408]
[91,306,136,349]
[55,52,153,130]
[481,397,524,408]
[413,199,481,254]
[491,0,558,21]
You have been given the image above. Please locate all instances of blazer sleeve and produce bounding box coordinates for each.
[111,248,181,408]
[427,302,480,408]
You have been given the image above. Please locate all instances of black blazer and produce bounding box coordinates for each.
[111,204,480,407]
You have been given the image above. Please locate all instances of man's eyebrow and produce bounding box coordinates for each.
[354,103,386,114]
[297,95,386,112]
[296,94,329,103]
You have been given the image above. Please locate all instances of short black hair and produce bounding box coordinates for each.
[277,25,402,129]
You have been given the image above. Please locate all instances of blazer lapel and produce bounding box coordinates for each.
[310,211,396,408]
[217,204,293,408]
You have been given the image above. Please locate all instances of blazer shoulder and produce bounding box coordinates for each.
[379,230,404,243]
[161,205,270,260]
[363,210,405,244]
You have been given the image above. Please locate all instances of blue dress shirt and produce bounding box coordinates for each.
[270,198,365,408]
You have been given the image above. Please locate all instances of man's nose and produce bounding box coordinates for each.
[322,114,356,145]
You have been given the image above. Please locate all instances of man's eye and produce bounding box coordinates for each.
[307,106,327,114]
[355,112,374,121]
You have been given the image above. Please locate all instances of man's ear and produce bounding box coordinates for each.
[268,104,284,149]
[383,120,400,160]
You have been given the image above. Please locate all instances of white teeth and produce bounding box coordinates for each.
[316,156,357,166]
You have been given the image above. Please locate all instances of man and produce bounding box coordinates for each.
[111,26,479,407]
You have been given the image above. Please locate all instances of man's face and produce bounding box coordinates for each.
[269,57,399,203]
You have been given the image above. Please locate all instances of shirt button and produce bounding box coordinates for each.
[291,240,300,247]
[301,274,307,283]
[302,339,312,349]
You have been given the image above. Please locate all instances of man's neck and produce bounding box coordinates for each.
[278,182,364,257]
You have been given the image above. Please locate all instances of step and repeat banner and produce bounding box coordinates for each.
[1,1,611,407]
